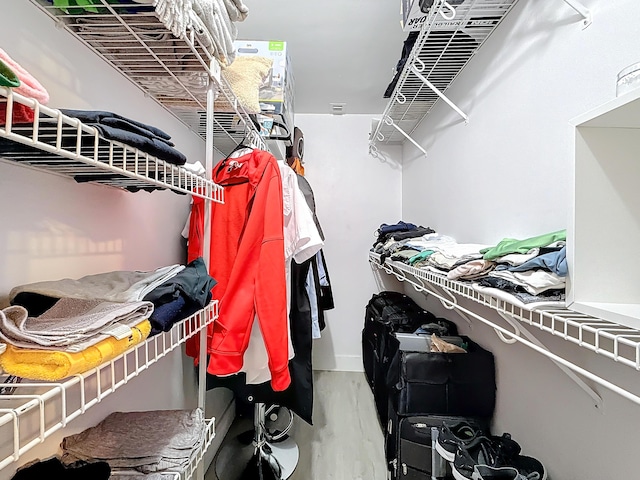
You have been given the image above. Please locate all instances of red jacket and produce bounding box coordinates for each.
[187,149,290,391]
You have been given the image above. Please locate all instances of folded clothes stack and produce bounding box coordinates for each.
[143,257,217,336]
[0,300,152,352]
[0,261,215,381]
[372,221,567,308]
[47,0,154,15]
[61,409,207,476]
[59,109,187,166]
[154,0,249,65]
[0,47,50,125]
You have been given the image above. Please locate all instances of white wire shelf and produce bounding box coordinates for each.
[0,301,218,471]
[29,0,265,157]
[0,88,224,201]
[370,252,640,372]
[111,417,216,480]
[372,0,518,147]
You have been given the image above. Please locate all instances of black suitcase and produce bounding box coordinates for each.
[363,290,459,389]
[387,336,496,418]
[387,411,490,480]
[362,292,459,428]
[366,291,435,332]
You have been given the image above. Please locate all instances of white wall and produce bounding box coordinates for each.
[399,1,640,478]
[0,3,206,478]
[295,114,402,372]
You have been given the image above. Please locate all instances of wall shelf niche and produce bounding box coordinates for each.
[569,87,640,330]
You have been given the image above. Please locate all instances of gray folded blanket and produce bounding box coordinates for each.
[10,264,185,304]
[0,300,153,352]
[62,409,206,473]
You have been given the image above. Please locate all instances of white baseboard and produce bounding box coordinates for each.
[313,355,364,372]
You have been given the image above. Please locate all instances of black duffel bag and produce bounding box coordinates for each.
[387,336,496,418]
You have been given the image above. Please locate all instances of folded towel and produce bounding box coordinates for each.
[224,0,248,21]
[0,300,153,352]
[192,0,239,65]
[0,58,20,88]
[0,320,151,381]
[0,48,49,104]
[154,0,194,38]
[0,48,49,126]
[10,264,185,306]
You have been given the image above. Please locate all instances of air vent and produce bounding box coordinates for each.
[330,103,346,115]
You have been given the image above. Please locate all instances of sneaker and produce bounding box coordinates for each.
[512,455,547,480]
[452,434,522,480]
[472,465,522,480]
[436,421,484,462]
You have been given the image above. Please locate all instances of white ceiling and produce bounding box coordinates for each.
[237,0,407,115]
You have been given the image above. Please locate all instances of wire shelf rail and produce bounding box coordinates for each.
[371,0,518,148]
[0,301,218,471]
[29,0,265,157]
[370,252,640,406]
[370,252,640,371]
[0,88,224,201]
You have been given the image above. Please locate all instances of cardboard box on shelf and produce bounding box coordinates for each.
[234,40,291,106]
[234,39,294,136]
[401,0,512,33]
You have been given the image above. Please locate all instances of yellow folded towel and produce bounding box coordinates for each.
[0,320,151,381]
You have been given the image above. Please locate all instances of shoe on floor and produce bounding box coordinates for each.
[452,433,522,480]
[472,465,522,480]
[512,454,547,480]
[436,421,484,462]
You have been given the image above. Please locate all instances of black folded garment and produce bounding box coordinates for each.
[11,457,110,480]
[379,226,436,245]
[60,109,187,166]
[59,109,171,140]
[384,32,419,98]
[144,257,217,335]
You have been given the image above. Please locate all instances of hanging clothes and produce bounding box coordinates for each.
[297,174,334,333]
[206,255,317,424]
[203,162,324,424]
[186,148,291,392]
[239,159,323,385]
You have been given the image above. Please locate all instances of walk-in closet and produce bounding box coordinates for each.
[1,1,639,479]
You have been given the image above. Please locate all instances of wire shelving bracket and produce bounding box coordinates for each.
[369,0,519,153]
[562,0,592,28]
[370,253,640,408]
[373,116,428,157]
[492,308,603,409]
[410,64,469,124]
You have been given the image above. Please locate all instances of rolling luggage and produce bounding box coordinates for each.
[387,414,490,480]
[362,291,459,427]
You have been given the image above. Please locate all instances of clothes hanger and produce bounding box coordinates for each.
[268,119,291,142]
[225,127,260,161]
